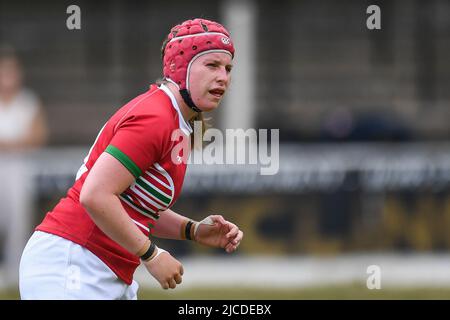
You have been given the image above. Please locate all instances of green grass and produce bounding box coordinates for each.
[138,284,450,300]
[0,288,20,300]
[3,284,450,300]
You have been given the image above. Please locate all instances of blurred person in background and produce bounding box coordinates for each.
[0,46,48,275]
[0,46,47,150]
[19,18,243,300]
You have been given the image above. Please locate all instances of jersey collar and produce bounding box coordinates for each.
[159,83,193,136]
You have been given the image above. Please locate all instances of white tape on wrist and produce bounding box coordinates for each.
[193,216,215,236]
[150,247,167,261]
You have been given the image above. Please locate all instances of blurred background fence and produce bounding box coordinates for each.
[1,0,450,295]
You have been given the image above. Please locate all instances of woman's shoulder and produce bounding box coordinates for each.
[111,86,177,132]
[125,85,176,119]
[17,88,39,103]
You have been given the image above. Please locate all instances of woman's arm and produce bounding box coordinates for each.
[80,152,149,255]
[152,208,191,240]
[23,105,48,148]
[154,209,244,253]
[80,152,184,289]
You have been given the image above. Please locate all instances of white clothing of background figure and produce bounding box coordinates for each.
[0,89,41,143]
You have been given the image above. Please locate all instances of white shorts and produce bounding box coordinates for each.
[19,231,139,300]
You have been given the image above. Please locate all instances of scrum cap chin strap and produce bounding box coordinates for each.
[179,89,202,113]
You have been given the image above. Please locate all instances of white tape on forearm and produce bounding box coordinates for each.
[193,216,215,236]
[154,247,167,259]
[149,247,167,261]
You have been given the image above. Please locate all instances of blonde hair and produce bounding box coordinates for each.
[189,112,210,150]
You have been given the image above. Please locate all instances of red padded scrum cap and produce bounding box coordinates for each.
[162,18,235,90]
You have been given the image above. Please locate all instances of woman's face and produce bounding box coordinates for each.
[0,57,22,93]
[188,52,233,112]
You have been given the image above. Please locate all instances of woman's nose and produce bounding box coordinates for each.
[216,67,229,85]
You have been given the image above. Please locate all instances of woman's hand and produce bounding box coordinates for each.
[194,215,244,253]
[143,251,184,289]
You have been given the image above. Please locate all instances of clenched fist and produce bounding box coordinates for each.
[143,251,183,289]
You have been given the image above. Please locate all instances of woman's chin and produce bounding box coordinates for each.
[198,102,220,112]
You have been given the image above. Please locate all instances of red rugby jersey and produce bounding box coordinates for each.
[36,84,192,285]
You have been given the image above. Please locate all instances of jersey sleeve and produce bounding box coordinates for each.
[105,113,171,178]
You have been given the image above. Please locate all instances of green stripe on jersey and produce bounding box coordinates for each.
[105,145,142,178]
[120,194,159,220]
[135,179,171,205]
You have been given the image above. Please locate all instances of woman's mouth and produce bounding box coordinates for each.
[209,88,225,98]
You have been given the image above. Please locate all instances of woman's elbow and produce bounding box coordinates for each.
[79,186,97,212]
[80,186,116,217]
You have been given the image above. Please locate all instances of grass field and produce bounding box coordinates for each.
[3,284,450,300]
